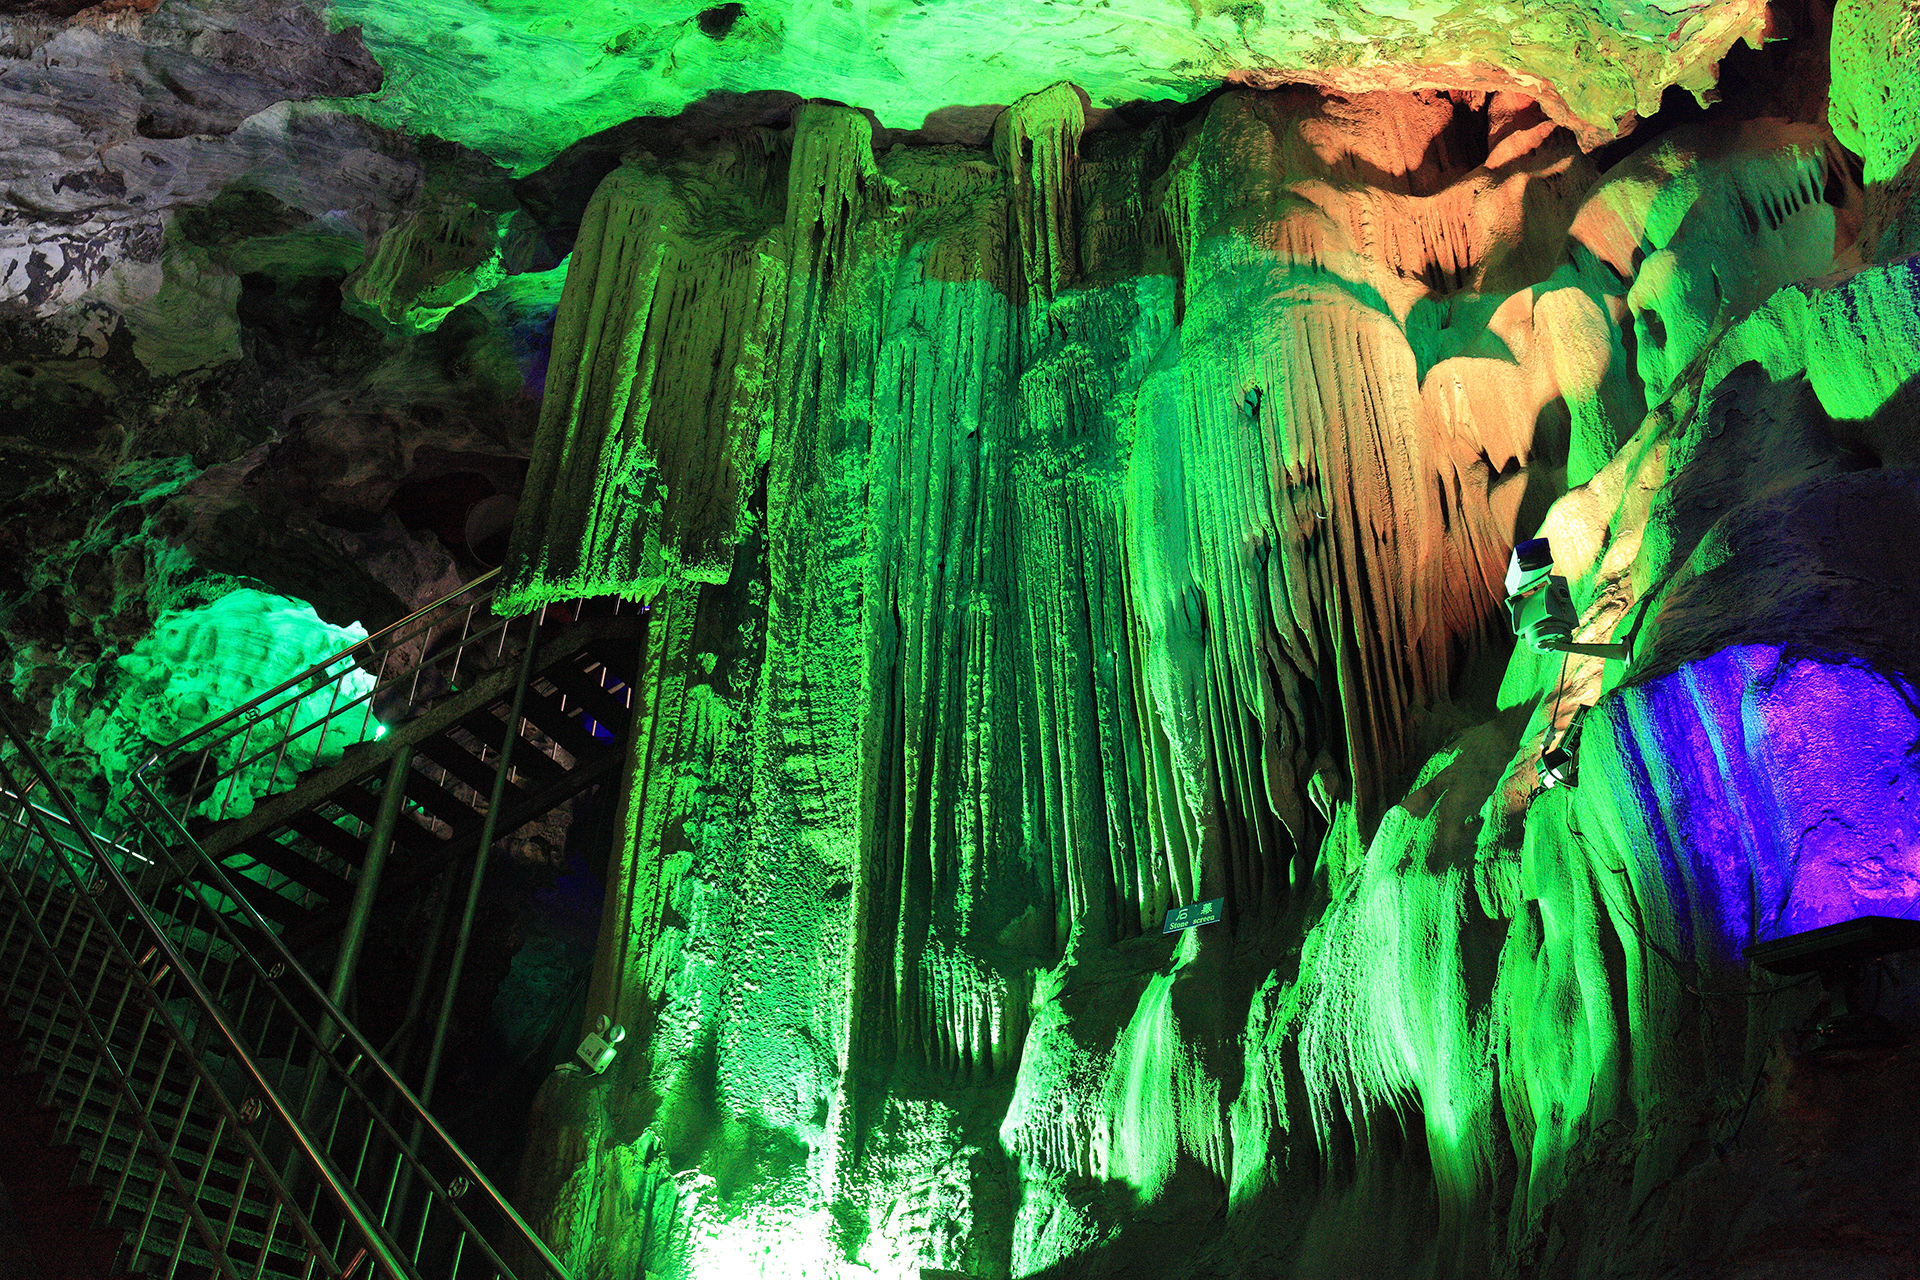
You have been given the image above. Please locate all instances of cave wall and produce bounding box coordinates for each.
[502,24,1920,1277]
[2,0,1919,1276]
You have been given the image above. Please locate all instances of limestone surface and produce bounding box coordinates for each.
[0,0,1916,1277]
[324,0,1770,173]
[501,72,1920,1280]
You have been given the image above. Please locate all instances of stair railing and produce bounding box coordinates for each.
[0,765,334,1278]
[0,566,588,1276]
[135,568,510,829]
[1,708,401,1278]
[121,779,573,1279]
[2,698,575,1279]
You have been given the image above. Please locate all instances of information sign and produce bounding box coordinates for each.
[1162,897,1225,934]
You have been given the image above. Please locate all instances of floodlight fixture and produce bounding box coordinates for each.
[558,1015,627,1075]
[1746,916,1920,1051]
[1504,538,1631,661]
[1540,744,1577,789]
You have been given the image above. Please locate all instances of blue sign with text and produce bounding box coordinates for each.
[1162,897,1225,934]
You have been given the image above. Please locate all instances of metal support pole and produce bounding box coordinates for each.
[418,619,539,1111]
[326,745,415,1045]
[292,743,414,1190]
[389,619,539,1254]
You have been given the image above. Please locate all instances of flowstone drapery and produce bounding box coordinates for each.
[505,71,1920,1279]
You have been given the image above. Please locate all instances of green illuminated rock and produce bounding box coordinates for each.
[2,0,1919,1274]
[323,0,1771,174]
[347,196,514,332]
[53,588,378,822]
[510,83,1663,1278]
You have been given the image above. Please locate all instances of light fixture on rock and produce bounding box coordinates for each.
[1505,538,1631,660]
[1540,741,1578,789]
[558,1015,627,1075]
[1746,916,1920,1051]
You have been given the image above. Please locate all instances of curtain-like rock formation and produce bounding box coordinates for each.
[0,0,1911,1268]
[491,70,1920,1278]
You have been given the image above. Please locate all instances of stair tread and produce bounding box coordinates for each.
[322,788,439,854]
[543,664,635,736]
[282,813,367,868]
[410,735,511,805]
[182,868,309,932]
[453,707,568,789]
[578,638,643,689]
[232,836,353,906]
[516,688,602,762]
[398,772,488,830]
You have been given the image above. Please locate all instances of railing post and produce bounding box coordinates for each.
[386,615,541,1260]
[328,745,416,1043]
[419,616,540,1111]
[296,745,416,1196]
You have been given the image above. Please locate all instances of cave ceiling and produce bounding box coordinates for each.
[326,0,1763,170]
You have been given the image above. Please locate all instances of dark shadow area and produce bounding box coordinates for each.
[512,90,807,257]
[433,790,609,1193]
[1588,0,1836,175]
[696,2,746,38]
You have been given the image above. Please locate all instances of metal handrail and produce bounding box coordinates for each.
[0,810,292,1279]
[0,706,368,1277]
[134,569,510,827]
[0,699,574,1279]
[125,769,572,1279]
[141,567,503,772]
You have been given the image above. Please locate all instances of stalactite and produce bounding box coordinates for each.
[993,81,1086,302]
[515,78,1911,1280]
[499,145,779,614]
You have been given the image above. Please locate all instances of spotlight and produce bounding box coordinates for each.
[557,1015,627,1075]
[1540,743,1577,789]
[1746,916,1920,1051]
[1504,538,1631,661]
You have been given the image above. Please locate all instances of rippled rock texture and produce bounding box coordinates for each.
[326,0,1771,174]
[500,58,1920,1278]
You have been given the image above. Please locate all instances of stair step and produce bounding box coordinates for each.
[0,1059,130,1279]
[456,709,569,790]
[184,868,310,933]
[11,1011,233,1118]
[410,737,508,806]
[322,784,381,829]
[324,789,442,855]
[283,813,368,869]
[541,665,633,738]
[232,837,353,907]
[516,688,601,762]
[94,1154,317,1275]
[579,638,643,689]
[398,773,487,831]
[10,1017,329,1280]
[24,1037,381,1270]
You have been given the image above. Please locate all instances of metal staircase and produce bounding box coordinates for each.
[0,569,639,1279]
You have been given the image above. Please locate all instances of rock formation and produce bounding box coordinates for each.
[2,0,1920,1277]
[497,43,1920,1280]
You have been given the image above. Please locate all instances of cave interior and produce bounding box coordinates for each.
[2,0,1920,1275]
